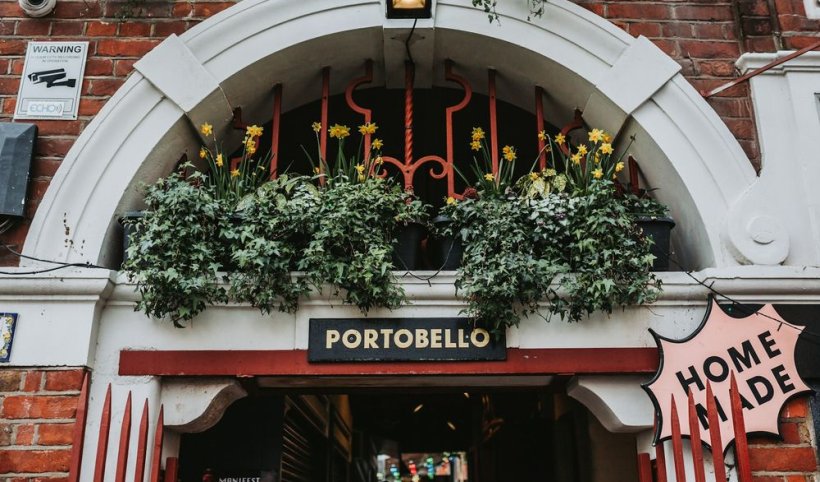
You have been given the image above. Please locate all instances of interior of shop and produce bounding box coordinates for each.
[177,379,639,482]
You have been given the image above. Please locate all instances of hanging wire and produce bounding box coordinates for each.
[0,245,107,275]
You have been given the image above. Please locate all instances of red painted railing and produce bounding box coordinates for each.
[68,380,171,482]
[637,375,752,482]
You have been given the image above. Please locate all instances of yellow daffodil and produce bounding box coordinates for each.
[371,138,383,150]
[313,167,321,174]
[312,122,322,133]
[355,164,365,174]
[600,143,614,155]
[216,154,224,167]
[484,173,494,181]
[588,128,604,143]
[246,144,257,155]
[246,125,263,138]
[538,130,547,141]
[470,140,481,151]
[502,145,516,162]
[200,123,213,136]
[529,172,539,181]
[446,196,456,205]
[471,127,485,141]
[615,161,625,173]
[329,124,350,139]
[603,133,612,143]
[577,145,588,156]
[199,147,207,159]
[231,168,240,178]
[358,122,378,135]
[554,133,566,145]
[594,152,601,163]
[592,168,603,179]
[358,174,366,182]
[571,153,582,164]
[375,156,384,165]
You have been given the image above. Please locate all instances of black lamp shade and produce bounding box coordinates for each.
[387,0,431,18]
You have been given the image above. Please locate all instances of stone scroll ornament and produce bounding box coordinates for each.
[642,298,811,452]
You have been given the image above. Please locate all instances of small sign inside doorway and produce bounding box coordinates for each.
[308,318,506,362]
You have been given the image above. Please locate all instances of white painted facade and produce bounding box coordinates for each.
[4,0,820,480]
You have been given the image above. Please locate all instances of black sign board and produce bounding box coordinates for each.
[308,318,506,362]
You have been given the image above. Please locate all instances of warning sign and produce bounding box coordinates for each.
[14,41,88,121]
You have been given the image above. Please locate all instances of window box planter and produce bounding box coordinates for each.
[429,215,463,270]
[636,216,675,272]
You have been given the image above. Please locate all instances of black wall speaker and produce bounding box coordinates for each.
[0,123,37,218]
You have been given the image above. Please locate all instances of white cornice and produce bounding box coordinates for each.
[736,51,820,75]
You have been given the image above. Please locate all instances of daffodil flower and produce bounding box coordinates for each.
[199,147,207,159]
[231,168,240,178]
[312,122,322,133]
[502,145,516,162]
[446,196,456,205]
[200,123,213,136]
[371,138,384,150]
[615,161,625,173]
[600,143,613,155]
[358,122,378,135]
[470,140,481,151]
[246,125,263,137]
[592,168,603,179]
[588,128,604,143]
[538,130,547,141]
[216,154,224,167]
[329,124,351,139]
[577,145,588,156]
[484,173,494,181]
[554,133,566,145]
[471,127,485,141]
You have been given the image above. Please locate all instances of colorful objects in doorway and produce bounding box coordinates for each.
[0,313,17,362]
[643,298,810,452]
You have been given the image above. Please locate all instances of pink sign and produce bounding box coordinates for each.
[643,299,810,452]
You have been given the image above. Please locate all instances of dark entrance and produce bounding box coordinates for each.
[177,382,639,482]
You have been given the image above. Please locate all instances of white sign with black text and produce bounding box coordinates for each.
[14,41,88,120]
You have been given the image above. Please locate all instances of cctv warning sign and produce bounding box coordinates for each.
[15,41,88,120]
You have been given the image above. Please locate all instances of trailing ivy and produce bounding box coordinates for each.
[122,171,231,326]
[226,175,320,314]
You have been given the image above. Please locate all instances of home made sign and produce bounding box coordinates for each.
[644,300,810,451]
[308,318,506,362]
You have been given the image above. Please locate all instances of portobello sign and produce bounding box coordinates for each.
[643,300,810,451]
[308,318,506,362]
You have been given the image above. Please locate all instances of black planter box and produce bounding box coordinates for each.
[430,215,463,270]
[636,216,675,271]
[392,222,427,270]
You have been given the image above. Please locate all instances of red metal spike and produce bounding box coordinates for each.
[93,384,113,482]
[628,156,640,195]
[165,457,179,482]
[319,66,330,182]
[655,440,668,482]
[345,60,374,161]
[68,371,90,482]
[133,400,149,482]
[670,395,687,482]
[730,373,752,482]
[705,381,726,482]
[687,390,706,482]
[149,406,164,482]
[115,392,133,482]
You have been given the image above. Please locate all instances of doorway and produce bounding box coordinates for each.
[177,380,639,482]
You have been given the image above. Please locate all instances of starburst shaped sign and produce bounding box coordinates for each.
[643,299,811,452]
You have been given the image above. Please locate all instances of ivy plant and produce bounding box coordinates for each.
[122,170,231,326]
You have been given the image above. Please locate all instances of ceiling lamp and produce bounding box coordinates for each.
[387,0,431,19]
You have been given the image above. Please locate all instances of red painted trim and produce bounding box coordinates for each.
[270,84,282,179]
[133,400,149,482]
[655,439,667,482]
[115,392,132,482]
[535,86,546,170]
[706,382,726,482]
[687,390,706,482]
[119,348,658,377]
[345,60,373,161]
[319,66,330,181]
[444,61,472,198]
[488,69,499,176]
[670,395,687,482]
[730,373,752,482]
[404,61,415,172]
[636,453,653,482]
[93,384,112,482]
[165,457,179,482]
[68,371,90,482]
[149,406,164,482]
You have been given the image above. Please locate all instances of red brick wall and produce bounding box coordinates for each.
[749,397,819,481]
[0,368,86,480]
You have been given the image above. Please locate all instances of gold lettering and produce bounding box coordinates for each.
[444,329,457,348]
[380,329,393,348]
[431,329,442,348]
[364,329,378,349]
[415,329,429,348]
[471,328,490,348]
[326,330,340,349]
[458,329,469,348]
[395,329,413,348]
[342,329,362,349]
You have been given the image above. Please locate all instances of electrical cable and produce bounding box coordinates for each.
[0,244,107,275]
[405,18,418,66]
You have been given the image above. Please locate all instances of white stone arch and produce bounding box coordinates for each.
[25,0,780,270]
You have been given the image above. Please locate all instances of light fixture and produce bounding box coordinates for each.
[413,403,424,413]
[387,0,431,19]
